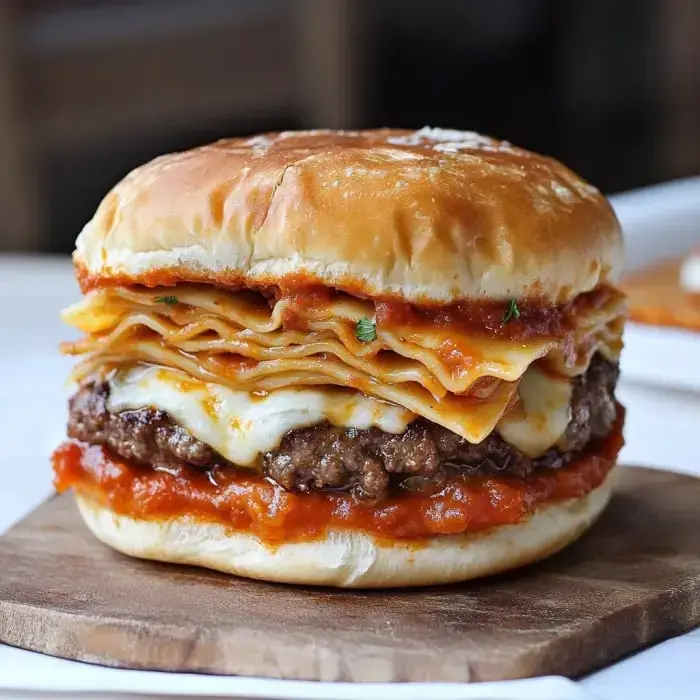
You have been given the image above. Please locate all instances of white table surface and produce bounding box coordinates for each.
[2,177,700,700]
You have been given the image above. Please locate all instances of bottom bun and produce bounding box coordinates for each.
[75,471,615,588]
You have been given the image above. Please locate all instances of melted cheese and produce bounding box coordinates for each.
[107,363,574,465]
[498,368,573,457]
[107,365,415,468]
[74,343,520,443]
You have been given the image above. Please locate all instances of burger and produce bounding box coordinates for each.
[52,128,626,588]
[624,246,700,332]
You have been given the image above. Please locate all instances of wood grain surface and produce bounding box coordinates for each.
[1,466,699,683]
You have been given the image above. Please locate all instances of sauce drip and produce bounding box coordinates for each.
[53,408,623,545]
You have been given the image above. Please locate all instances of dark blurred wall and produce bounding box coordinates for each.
[368,0,659,193]
[1,0,697,254]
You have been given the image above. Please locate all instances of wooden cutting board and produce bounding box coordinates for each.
[1,466,699,683]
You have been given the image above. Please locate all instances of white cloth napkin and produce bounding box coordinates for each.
[1,632,699,699]
[0,645,593,700]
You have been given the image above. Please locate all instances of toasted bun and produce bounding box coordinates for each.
[74,470,614,588]
[74,128,622,305]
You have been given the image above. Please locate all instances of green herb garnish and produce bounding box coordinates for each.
[502,298,520,325]
[355,316,377,342]
[154,295,178,306]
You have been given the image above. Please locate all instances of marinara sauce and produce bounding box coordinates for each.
[53,408,623,546]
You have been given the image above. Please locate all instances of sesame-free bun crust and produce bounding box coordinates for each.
[75,128,622,305]
[74,471,614,588]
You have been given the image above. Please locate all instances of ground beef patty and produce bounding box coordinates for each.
[68,355,619,502]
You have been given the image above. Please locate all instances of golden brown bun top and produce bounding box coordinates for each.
[75,128,623,304]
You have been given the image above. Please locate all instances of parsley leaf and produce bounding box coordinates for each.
[154,295,178,306]
[502,298,520,325]
[355,316,377,342]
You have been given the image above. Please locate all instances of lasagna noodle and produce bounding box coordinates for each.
[63,285,625,388]
[61,284,625,445]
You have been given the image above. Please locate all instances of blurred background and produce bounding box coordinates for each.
[0,0,698,254]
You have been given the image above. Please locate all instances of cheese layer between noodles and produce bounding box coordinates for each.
[108,365,414,466]
[106,363,578,467]
[61,284,625,462]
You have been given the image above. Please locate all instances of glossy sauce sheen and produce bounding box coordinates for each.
[53,409,623,545]
[278,284,616,340]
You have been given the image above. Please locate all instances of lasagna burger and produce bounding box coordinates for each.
[53,128,626,587]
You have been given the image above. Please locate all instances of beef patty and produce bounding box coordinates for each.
[67,355,619,502]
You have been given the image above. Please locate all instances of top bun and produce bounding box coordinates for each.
[74,128,623,304]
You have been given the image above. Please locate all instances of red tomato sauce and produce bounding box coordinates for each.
[274,285,616,340]
[53,408,623,546]
[374,285,615,340]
